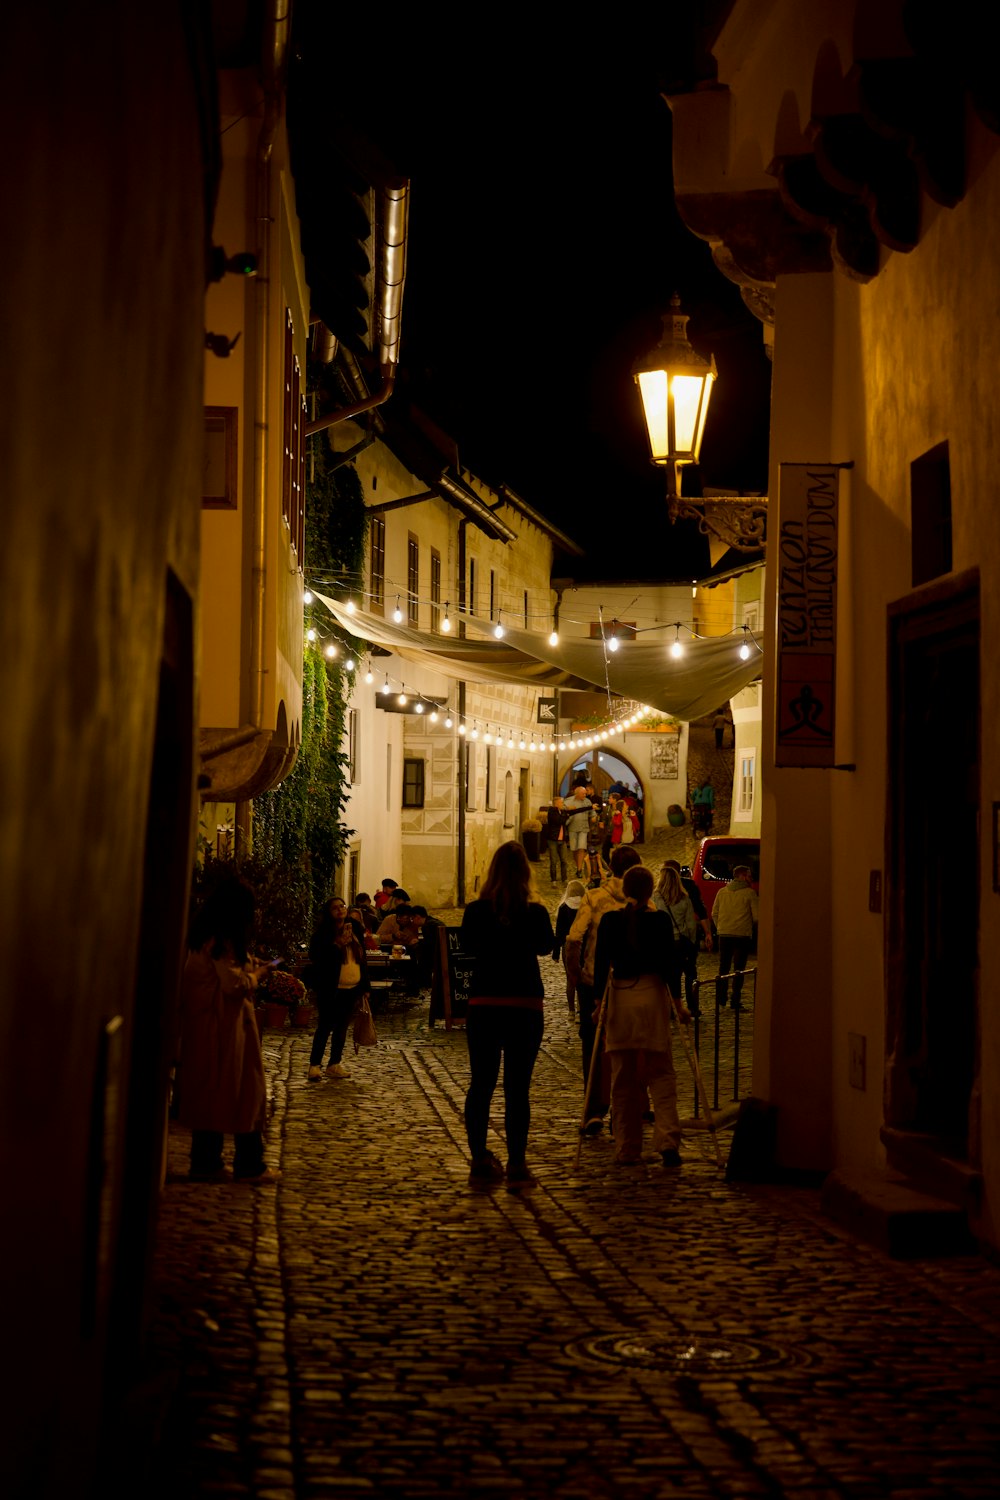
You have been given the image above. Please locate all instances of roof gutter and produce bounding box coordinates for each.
[305,179,410,436]
[250,0,291,730]
[437,469,517,543]
[498,483,585,557]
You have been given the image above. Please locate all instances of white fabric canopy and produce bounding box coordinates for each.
[314,593,764,720]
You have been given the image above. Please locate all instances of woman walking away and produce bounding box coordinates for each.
[178,873,278,1183]
[594,865,691,1169]
[653,862,701,1015]
[307,897,370,1080]
[461,840,555,1189]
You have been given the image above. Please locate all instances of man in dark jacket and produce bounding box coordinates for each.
[544,796,570,884]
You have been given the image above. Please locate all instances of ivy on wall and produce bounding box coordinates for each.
[245,439,370,950]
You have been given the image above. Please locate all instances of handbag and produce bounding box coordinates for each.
[352,994,378,1052]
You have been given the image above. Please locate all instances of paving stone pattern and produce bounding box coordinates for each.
[145,761,1000,1498]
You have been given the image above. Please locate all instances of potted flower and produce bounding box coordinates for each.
[257,965,306,1029]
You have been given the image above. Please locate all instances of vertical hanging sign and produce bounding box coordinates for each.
[775,463,839,768]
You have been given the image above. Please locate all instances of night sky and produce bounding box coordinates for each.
[290,11,771,576]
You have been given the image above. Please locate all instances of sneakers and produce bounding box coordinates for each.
[505,1164,538,1190]
[661,1149,683,1168]
[307,1065,323,1081]
[468,1151,505,1185]
[326,1062,351,1078]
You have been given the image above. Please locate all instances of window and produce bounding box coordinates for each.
[347,709,359,784]
[503,770,515,828]
[485,745,497,810]
[911,441,952,587]
[589,620,636,641]
[402,757,425,808]
[736,751,756,820]
[489,569,496,621]
[430,549,441,632]
[370,516,385,613]
[281,310,305,562]
[524,589,529,628]
[203,407,237,508]
[347,848,360,904]
[465,740,477,809]
[468,557,477,617]
[407,535,419,626]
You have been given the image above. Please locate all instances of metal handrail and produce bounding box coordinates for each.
[685,967,757,1118]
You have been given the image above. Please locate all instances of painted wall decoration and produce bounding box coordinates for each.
[649,734,680,780]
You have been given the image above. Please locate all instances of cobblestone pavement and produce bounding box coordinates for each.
[144,927,1000,1496]
[139,743,1000,1496]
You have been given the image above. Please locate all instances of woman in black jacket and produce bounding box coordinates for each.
[306,897,370,1081]
[460,841,554,1188]
[594,864,690,1169]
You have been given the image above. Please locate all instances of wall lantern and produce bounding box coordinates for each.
[632,294,716,494]
[632,294,766,552]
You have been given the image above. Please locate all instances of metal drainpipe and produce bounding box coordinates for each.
[249,3,290,732]
[456,521,467,906]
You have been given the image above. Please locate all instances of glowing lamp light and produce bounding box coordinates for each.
[325,644,337,660]
[458,722,466,735]
[398,691,407,706]
[415,701,424,714]
[632,294,716,491]
[364,667,373,684]
[548,629,559,647]
[445,714,453,728]
[345,599,356,615]
[345,657,355,671]
[306,628,317,642]
[441,607,451,633]
[740,640,751,660]
[381,678,390,695]
[607,634,619,653]
[303,589,313,604]
[429,710,438,722]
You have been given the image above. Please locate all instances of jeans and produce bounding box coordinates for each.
[310,984,362,1066]
[464,1004,543,1168]
[716,935,752,1007]
[548,838,569,882]
[190,1129,264,1179]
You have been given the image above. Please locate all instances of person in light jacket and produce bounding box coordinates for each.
[713,865,759,1010]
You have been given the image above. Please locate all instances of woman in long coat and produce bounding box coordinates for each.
[177,874,275,1183]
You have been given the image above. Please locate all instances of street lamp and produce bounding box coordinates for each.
[632,294,716,506]
[632,294,766,551]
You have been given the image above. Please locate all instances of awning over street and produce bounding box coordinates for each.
[314,593,764,720]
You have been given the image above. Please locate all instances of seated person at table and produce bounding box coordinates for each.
[374,878,399,912]
[377,902,416,948]
[353,893,381,934]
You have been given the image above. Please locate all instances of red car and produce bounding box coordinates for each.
[687,836,760,922]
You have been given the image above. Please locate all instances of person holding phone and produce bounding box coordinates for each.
[307,897,370,1080]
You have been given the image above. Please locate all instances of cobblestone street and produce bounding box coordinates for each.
[136,738,1000,1496]
[142,894,1000,1497]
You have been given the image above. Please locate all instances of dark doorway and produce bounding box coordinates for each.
[886,571,979,1156]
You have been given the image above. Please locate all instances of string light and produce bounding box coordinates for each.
[457,721,466,735]
[398,689,407,706]
[345,599,356,615]
[429,709,438,723]
[441,603,451,633]
[740,625,752,661]
[445,713,453,728]
[393,595,403,624]
[381,676,390,695]
[670,624,684,660]
[345,657,355,672]
[493,612,505,639]
[306,627,317,642]
[303,589,313,605]
[548,628,559,647]
[484,725,493,744]
[415,700,424,714]
[607,633,619,653]
[364,662,373,684]
[325,643,337,660]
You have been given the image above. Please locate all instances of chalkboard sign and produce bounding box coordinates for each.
[430,925,475,1029]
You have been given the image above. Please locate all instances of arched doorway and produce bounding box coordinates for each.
[560,749,645,840]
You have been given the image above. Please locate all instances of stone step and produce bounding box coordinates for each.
[821,1167,976,1260]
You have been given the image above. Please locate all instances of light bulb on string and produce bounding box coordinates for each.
[445,713,453,728]
[507,735,514,748]
[345,598,356,615]
[381,677,390,696]
[519,737,526,750]
[607,633,619,653]
[441,604,451,633]
[303,588,313,605]
[429,709,438,723]
[484,726,492,744]
[470,723,479,740]
[739,626,752,661]
[364,662,373,684]
[415,700,424,714]
[548,628,559,647]
[325,643,337,660]
[458,721,466,735]
[306,628,317,642]
[393,595,403,624]
[345,657,355,672]
[494,612,505,640]
[670,625,684,660]
[398,689,407,706]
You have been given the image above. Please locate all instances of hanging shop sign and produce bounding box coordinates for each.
[775,463,839,768]
[536,697,557,725]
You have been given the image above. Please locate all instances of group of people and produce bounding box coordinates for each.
[543,779,643,886]
[176,841,757,1189]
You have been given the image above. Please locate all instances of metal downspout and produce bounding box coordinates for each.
[250,3,291,732]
